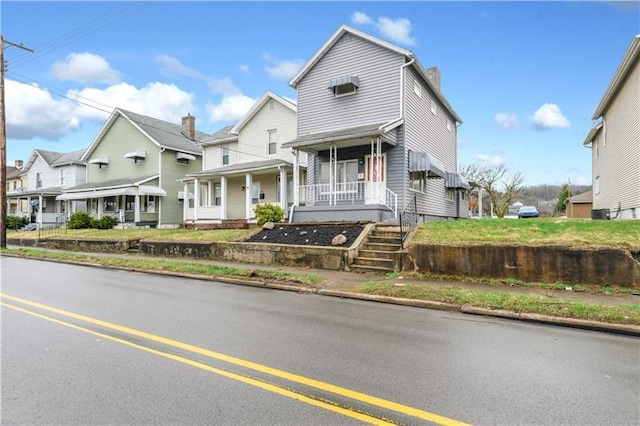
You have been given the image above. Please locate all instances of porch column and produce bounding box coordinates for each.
[27,196,32,221]
[292,150,300,205]
[245,173,252,219]
[221,176,228,220]
[38,194,43,225]
[330,144,337,205]
[183,182,189,222]
[134,195,141,222]
[194,178,200,220]
[97,197,103,218]
[207,181,212,207]
[279,167,287,212]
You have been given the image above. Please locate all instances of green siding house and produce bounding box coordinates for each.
[58,108,205,227]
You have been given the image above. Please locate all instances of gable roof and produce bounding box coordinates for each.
[82,108,204,161]
[592,34,640,119]
[22,148,85,173]
[230,91,297,134]
[6,165,21,179]
[567,190,593,204]
[289,24,462,123]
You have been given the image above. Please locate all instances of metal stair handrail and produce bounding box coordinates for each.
[398,195,418,248]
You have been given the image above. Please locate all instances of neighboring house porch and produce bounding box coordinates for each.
[57,176,166,226]
[181,159,304,224]
[9,187,68,226]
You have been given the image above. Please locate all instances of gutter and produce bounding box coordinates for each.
[379,57,415,131]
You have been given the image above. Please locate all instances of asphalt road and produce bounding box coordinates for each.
[2,257,639,425]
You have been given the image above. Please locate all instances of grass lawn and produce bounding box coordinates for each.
[413,218,640,250]
[7,227,259,242]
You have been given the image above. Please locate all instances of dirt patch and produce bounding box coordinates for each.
[245,224,365,247]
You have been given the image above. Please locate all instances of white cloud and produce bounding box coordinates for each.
[351,11,373,25]
[51,52,120,84]
[351,12,416,45]
[573,176,589,186]
[238,64,250,74]
[532,103,570,129]
[6,78,196,140]
[6,79,80,139]
[494,113,520,129]
[156,55,205,79]
[265,59,305,80]
[476,154,508,167]
[207,94,255,122]
[208,77,241,97]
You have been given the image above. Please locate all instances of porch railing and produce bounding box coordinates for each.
[398,195,417,248]
[38,213,68,239]
[299,182,397,216]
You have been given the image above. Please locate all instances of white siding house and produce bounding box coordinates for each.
[583,34,640,220]
[182,91,303,226]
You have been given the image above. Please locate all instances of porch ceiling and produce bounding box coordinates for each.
[281,122,397,154]
[186,159,296,179]
[7,186,63,197]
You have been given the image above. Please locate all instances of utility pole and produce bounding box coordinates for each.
[1,35,34,248]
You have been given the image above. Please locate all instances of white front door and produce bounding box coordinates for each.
[365,154,386,204]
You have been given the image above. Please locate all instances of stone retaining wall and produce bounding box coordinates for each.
[402,244,640,287]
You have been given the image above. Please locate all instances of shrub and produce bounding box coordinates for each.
[68,211,94,229]
[254,203,285,226]
[6,215,29,230]
[91,215,118,230]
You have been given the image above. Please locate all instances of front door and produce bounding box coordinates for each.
[365,154,386,204]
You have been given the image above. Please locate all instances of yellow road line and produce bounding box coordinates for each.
[2,301,394,426]
[1,293,470,426]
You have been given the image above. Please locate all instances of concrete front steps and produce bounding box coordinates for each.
[350,225,403,274]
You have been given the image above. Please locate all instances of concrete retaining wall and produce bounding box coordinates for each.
[402,244,640,287]
[44,238,137,253]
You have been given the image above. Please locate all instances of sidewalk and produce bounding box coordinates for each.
[5,245,640,337]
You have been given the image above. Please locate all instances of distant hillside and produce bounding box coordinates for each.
[517,184,591,208]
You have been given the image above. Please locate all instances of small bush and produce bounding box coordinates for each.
[6,215,29,230]
[254,203,285,226]
[92,216,118,230]
[68,211,94,229]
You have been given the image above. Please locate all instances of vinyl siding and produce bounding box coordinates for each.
[404,67,459,218]
[86,117,160,183]
[239,100,298,163]
[26,156,58,190]
[297,32,403,136]
[204,141,240,170]
[160,150,202,225]
[593,56,640,213]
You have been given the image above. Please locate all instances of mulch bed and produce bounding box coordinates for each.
[244,224,365,247]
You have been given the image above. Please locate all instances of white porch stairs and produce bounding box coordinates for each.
[349,225,403,274]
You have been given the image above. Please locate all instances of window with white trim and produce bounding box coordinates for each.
[410,171,427,193]
[413,81,422,98]
[268,130,277,155]
[36,172,43,188]
[445,188,455,201]
[320,160,358,187]
[60,168,66,186]
[251,182,261,204]
[447,120,452,132]
[430,100,437,116]
[222,145,230,165]
[214,184,222,206]
[595,137,600,159]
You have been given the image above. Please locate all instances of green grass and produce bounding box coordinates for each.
[413,218,640,250]
[355,282,640,325]
[1,248,321,287]
[7,227,258,242]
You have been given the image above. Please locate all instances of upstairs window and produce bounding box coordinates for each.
[60,168,66,186]
[36,172,43,188]
[176,152,196,166]
[222,145,230,165]
[268,130,277,155]
[447,120,452,132]
[430,100,437,116]
[327,75,359,98]
[413,81,422,98]
[125,151,146,164]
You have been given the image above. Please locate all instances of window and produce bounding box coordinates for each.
[328,76,359,98]
[125,195,135,211]
[36,172,42,188]
[461,190,468,201]
[595,176,600,194]
[141,195,156,213]
[276,176,294,204]
[320,160,358,187]
[60,169,66,186]
[445,188,455,201]
[177,157,190,165]
[413,81,422,98]
[214,184,222,206]
[104,196,117,212]
[222,145,230,165]
[410,171,427,193]
[13,181,17,190]
[269,100,275,111]
[447,120,452,132]
[251,182,261,204]
[430,100,437,116]
[268,130,277,155]
[595,137,600,159]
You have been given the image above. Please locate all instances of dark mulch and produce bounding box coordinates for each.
[245,224,365,247]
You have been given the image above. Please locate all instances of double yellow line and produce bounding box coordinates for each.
[1,293,469,426]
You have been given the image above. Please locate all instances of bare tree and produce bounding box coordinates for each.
[461,164,525,218]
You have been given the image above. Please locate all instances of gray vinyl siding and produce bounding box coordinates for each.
[385,127,405,210]
[593,56,640,213]
[159,150,202,225]
[297,33,403,136]
[403,67,459,218]
[86,118,160,182]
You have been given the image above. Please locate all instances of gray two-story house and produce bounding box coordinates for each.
[282,25,469,223]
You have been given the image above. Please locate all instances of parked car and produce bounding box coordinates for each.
[517,206,539,218]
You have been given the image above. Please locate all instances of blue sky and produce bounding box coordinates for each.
[2,1,639,186]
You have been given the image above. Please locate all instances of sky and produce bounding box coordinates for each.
[2,1,639,186]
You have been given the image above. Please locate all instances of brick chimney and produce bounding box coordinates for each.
[426,67,441,91]
[14,160,23,169]
[182,113,195,140]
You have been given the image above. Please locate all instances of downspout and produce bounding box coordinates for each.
[158,147,165,226]
[378,56,415,131]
